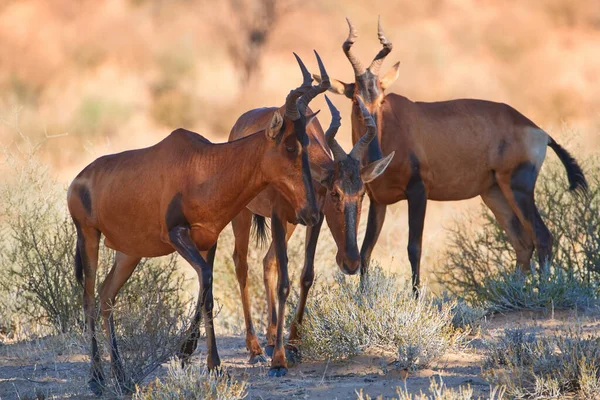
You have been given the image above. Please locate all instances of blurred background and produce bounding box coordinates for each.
[1,0,599,282]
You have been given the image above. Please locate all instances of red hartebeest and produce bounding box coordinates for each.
[317,18,588,292]
[67,56,322,395]
[229,53,393,375]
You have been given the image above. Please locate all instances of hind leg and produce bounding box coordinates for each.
[99,252,140,392]
[481,185,534,271]
[75,223,103,395]
[496,164,553,271]
[232,209,266,364]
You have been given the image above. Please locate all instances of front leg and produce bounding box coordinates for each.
[178,242,217,363]
[406,179,427,296]
[360,200,387,280]
[288,213,323,348]
[169,226,220,370]
[268,213,291,377]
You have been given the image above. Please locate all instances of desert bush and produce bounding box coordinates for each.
[133,358,247,400]
[437,157,600,310]
[298,265,467,371]
[356,376,506,400]
[483,328,600,398]
[434,292,487,331]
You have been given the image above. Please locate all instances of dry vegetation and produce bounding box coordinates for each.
[1,0,600,399]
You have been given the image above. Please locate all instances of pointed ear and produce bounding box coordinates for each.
[310,162,333,186]
[360,151,395,183]
[266,111,284,140]
[313,74,355,99]
[380,62,400,91]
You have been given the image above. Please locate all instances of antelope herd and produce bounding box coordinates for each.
[68,17,587,395]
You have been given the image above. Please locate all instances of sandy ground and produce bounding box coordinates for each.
[1,310,598,400]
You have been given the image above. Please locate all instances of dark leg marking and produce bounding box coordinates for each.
[79,186,93,215]
[405,153,427,295]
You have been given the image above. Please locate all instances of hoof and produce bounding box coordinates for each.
[264,345,275,358]
[88,379,104,397]
[285,346,301,366]
[249,353,268,364]
[268,366,288,377]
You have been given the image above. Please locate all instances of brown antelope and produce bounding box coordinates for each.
[67,55,323,395]
[229,55,394,376]
[316,17,588,292]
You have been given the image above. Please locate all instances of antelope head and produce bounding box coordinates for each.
[316,16,399,111]
[261,52,331,226]
[316,95,394,274]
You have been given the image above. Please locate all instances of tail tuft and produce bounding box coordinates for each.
[251,214,270,248]
[548,136,588,194]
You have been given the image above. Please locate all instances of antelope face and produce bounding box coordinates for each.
[263,111,320,227]
[321,152,394,275]
[313,17,400,125]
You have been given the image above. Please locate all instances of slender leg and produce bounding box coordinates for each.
[481,185,534,271]
[360,200,387,280]
[169,226,220,370]
[231,209,266,364]
[288,213,323,345]
[496,165,553,272]
[178,243,217,362]
[268,213,292,377]
[263,221,295,357]
[75,224,104,396]
[98,252,141,392]
[406,179,427,295]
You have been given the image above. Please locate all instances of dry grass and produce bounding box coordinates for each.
[133,359,248,400]
[483,327,600,398]
[356,377,506,400]
[297,266,473,371]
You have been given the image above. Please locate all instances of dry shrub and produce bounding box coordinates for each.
[356,376,506,400]
[133,358,247,400]
[298,266,468,371]
[437,157,600,311]
[483,328,600,398]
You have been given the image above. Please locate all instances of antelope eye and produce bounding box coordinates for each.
[286,145,296,153]
[331,191,340,199]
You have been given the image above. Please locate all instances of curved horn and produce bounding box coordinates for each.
[285,53,313,120]
[297,50,331,117]
[368,16,393,75]
[349,96,377,160]
[324,95,346,161]
[343,17,366,77]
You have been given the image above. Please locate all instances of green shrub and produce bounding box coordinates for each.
[437,158,600,311]
[483,328,600,398]
[133,358,247,400]
[298,266,467,371]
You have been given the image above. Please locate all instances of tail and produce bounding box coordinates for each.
[548,136,588,194]
[251,214,270,248]
[75,242,84,288]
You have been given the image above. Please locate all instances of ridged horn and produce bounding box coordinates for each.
[323,95,346,161]
[368,16,393,75]
[349,96,377,160]
[285,53,313,121]
[297,50,331,117]
[343,17,366,77]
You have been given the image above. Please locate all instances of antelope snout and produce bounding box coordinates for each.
[296,207,320,227]
[337,252,361,275]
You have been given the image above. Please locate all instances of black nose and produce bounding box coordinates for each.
[342,259,361,275]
